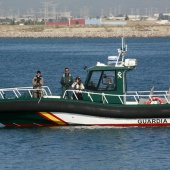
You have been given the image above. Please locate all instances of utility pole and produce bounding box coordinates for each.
[145,8,148,16]
[114,7,117,16]
[118,6,121,15]
[41,1,52,21]
[51,3,59,20]
[100,9,104,18]
[109,8,113,17]
[0,2,1,17]
[80,9,83,18]
[136,9,139,15]
[83,7,89,19]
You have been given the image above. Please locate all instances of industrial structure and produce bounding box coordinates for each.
[0,1,169,25]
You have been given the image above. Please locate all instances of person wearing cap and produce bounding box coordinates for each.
[32,70,43,98]
[72,76,84,100]
[60,68,73,99]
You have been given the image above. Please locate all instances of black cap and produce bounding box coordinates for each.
[37,70,41,74]
[75,76,81,80]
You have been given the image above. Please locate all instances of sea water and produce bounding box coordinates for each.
[0,38,170,169]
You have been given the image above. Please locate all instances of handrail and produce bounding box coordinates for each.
[63,89,170,104]
[0,86,52,99]
[0,86,169,104]
[16,86,52,95]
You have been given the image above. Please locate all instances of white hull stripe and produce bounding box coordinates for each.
[52,112,170,126]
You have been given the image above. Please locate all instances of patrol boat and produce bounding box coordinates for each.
[0,37,170,128]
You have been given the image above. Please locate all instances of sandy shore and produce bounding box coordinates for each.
[0,23,170,38]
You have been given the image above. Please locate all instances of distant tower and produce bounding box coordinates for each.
[145,8,148,16]
[101,9,104,18]
[49,3,59,20]
[118,6,121,15]
[114,7,117,16]
[41,1,52,21]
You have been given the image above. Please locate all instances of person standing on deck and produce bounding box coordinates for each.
[32,70,43,98]
[72,76,84,100]
[60,68,73,99]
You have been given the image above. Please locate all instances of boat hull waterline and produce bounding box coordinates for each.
[0,99,170,127]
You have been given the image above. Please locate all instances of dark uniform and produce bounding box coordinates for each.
[32,71,43,98]
[60,73,73,99]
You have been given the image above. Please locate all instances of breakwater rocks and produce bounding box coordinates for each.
[0,25,170,38]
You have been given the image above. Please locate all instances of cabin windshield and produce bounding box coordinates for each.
[86,70,116,91]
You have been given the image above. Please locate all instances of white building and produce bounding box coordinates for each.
[128,15,140,21]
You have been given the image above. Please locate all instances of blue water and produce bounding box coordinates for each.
[0,37,170,169]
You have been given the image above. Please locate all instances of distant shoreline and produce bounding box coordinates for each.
[0,24,170,38]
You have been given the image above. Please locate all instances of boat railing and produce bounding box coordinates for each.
[63,89,170,104]
[1,86,169,104]
[0,86,52,99]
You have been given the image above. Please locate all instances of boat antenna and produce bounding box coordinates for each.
[122,25,124,48]
[121,25,127,51]
[115,35,127,66]
[122,36,124,51]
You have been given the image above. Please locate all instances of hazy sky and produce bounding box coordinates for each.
[0,0,170,16]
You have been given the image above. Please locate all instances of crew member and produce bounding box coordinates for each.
[72,76,84,100]
[60,68,73,99]
[106,77,114,90]
[32,70,43,98]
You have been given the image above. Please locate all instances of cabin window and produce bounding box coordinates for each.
[87,71,101,90]
[86,71,116,91]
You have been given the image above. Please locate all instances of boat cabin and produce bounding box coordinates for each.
[81,37,137,104]
[83,62,136,104]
